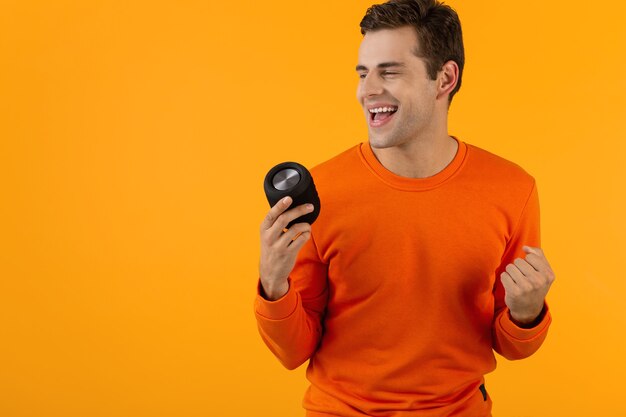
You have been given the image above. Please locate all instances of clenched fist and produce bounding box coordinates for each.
[500,246,556,327]
[259,196,315,301]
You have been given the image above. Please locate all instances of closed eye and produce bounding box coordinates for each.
[358,71,399,79]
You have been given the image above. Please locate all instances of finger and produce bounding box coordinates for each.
[269,203,315,239]
[522,244,546,262]
[523,245,542,254]
[513,258,547,290]
[261,196,293,231]
[277,222,312,247]
[513,258,537,276]
[523,253,555,284]
[522,246,545,270]
[500,272,518,294]
[521,253,543,272]
[523,253,556,286]
[287,230,311,251]
[505,263,531,291]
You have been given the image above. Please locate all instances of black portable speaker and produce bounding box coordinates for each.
[263,162,321,229]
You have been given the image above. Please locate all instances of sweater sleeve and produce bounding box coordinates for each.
[254,230,329,370]
[492,179,552,360]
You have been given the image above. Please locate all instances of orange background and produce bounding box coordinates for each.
[1,1,625,416]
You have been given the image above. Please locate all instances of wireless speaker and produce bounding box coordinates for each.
[263,162,321,229]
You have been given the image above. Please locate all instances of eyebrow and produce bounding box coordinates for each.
[355,62,405,71]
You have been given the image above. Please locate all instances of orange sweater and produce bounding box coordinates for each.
[255,137,552,417]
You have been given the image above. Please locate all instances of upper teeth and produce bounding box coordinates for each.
[369,107,398,113]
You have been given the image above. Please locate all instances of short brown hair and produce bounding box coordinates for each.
[360,0,465,104]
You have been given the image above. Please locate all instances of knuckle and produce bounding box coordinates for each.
[276,212,289,226]
[264,212,275,225]
[524,253,534,262]
[272,244,286,256]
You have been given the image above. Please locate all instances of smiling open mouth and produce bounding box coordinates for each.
[369,106,398,126]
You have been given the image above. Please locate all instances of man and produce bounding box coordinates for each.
[255,1,556,416]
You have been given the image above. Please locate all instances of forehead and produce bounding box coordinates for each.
[358,26,421,65]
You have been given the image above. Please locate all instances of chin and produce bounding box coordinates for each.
[368,134,395,149]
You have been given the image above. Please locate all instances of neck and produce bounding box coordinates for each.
[370,130,459,179]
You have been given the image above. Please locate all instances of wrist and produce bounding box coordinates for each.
[509,305,546,328]
[260,278,289,301]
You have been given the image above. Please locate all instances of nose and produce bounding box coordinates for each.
[361,72,383,98]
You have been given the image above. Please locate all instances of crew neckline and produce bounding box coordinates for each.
[358,136,468,191]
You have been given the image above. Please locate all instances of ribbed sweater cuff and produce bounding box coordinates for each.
[255,278,299,320]
[498,302,552,340]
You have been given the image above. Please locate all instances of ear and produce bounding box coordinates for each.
[436,60,459,101]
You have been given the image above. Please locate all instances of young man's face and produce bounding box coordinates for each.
[356,26,439,149]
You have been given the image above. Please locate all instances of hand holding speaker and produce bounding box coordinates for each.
[259,162,321,301]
